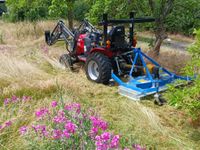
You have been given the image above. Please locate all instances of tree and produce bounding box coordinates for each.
[148,0,175,56]
[166,0,200,35]
[66,0,75,29]
[48,0,68,19]
[86,0,105,24]
[6,0,51,22]
[48,0,75,29]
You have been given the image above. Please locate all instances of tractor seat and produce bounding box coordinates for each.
[108,26,128,50]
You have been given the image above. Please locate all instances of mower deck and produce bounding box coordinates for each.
[112,48,191,100]
[117,73,173,101]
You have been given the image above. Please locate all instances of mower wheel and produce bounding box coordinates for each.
[85,53,112,84]
[59,54,73,70]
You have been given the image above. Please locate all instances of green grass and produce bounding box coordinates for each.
[0,85,59,105]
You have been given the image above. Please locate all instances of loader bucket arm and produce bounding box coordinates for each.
[81,19,99,33]
[45,20,75,46]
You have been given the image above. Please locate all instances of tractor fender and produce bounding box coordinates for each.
[90,47,113,58]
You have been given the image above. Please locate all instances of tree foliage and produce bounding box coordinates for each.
[3,0,200,34]
[48,0,67,19]
[166,0,200,35]
[5,0,51,22]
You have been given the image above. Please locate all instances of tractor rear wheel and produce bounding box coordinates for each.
[85,53,112,84]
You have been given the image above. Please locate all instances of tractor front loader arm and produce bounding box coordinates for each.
[45,20,75,46]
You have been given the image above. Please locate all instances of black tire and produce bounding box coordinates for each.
[59,54,73,70]
[85,53,112,84]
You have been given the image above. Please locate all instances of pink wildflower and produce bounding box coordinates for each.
[51,101,58,108]
[22,96,31,102]
[4,98,10,105]
[100,132,111,141]
[32,125,48,137]
[110,135,120,148]
[52,129,62,139]
[5,121,12,127]
[95,135,101,141]
[99,121,108,131]
[90,116,108,131]
[133,144,146,150]
[53,115,67,124]
[65,121,77,134]
[19,126,28,135]
[95,138,109,150]
[63,129,70,139]
[11,95,19,102]
[95,133,120,150]
[53,110,67,124]
[35,108,49,119]
[90,127,99,138]
[64,103,81,114]
[95,133,111,150]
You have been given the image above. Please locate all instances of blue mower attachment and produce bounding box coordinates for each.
[112,48,191,101]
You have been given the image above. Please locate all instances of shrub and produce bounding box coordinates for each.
[165,29,200,119]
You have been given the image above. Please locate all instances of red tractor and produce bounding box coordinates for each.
[45,12,155,84]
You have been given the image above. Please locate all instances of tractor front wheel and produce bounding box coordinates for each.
[59,54,73,70]
[85,53,112,84]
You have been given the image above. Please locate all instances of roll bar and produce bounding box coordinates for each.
[100,12,155,47]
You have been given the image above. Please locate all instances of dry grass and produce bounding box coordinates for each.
[0,20,199,150]
[138,41,191,74]
[0,53,47,80]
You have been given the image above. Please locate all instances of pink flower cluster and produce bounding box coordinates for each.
[64,103,81,114]
[18,100,146,150]
[52,121,77,139]
[4,96,31,105]
[53,110,67,124]
[89,116,108,138]
[52,129,63,139]
[65,121,77,134]
[95,132,120,150]
[35,108,49,119]
[32,125,48,137]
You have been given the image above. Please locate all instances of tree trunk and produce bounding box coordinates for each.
[148,0,174,56]
[67,9,73,30]
[67,1,74,30]
[152,21,168,56]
